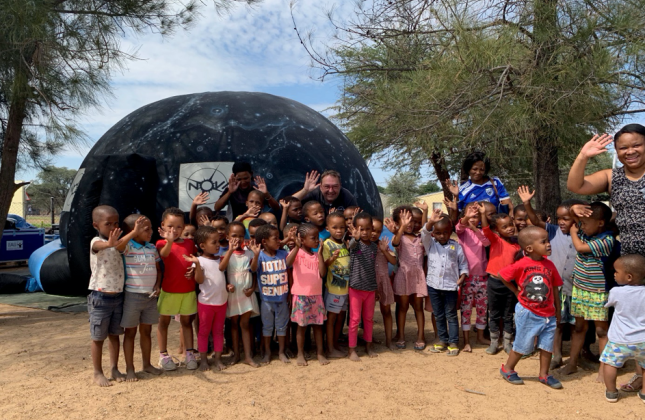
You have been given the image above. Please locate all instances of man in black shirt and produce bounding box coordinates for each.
[293,169,358,214]
[215,162,280,219]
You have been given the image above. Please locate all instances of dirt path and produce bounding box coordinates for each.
[0,303,641,419]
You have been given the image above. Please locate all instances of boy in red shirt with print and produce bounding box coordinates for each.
[498,226,563,389]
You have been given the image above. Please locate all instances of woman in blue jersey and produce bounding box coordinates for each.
[453,151,514,215]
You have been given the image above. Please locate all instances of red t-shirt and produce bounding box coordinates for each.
[156,239,196,294]
[483,226,521,278]
[498,256,563,318]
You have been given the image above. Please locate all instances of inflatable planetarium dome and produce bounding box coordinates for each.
[29,91,383,296]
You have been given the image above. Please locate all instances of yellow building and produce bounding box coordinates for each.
[416,191,448,214]
[8,181,27,217]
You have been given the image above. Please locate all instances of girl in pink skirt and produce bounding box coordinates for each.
[372,218,398,351]
[388,206,428,350]
[290,223,329,367]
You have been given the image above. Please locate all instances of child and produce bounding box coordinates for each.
[182,224,196,240]
[120,214,162,382]
[456,203,491,352]
[220,221,260,367]
[211,215,229,254]
[513,204,529,232]
[347,212,379,361]
[283,223,299,251]
[236,189,264,235]
[183,226,231,372]
[290,223,329,366]
[322,212,351,358]
[156,207,198,370]
[343,206,359,225]
[390,206,427,350]
[88,205,136,386]
[303,200,331,243]
[601,254,645,403]
[562,202,615,382]
[479,203,521,355]
[247,218,267,242]
[498,226,563,389]
[422,209,469,356]
[518,186,584,368]
[279,196,303,231]
[372,217,397,351]
[252,224,294,365]
[259,212,278,227]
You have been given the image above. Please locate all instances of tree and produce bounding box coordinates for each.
[28,166,77,215]
[377,185,386,194]
[0,0,259,236]
[296,0,645,215]
[417,180,441,195]
[384,171,420,207]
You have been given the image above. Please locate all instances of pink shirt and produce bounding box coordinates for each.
[455,220,490,277]
[291,249,322,296]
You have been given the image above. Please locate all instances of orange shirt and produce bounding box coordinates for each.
[483,226,521,278]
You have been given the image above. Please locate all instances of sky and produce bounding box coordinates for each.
[16,0,400,186]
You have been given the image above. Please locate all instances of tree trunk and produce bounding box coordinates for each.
[532,133,561,217]
[0,79,29,237]
[429,150,452,198]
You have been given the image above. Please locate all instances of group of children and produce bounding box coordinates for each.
[87,175,645,405]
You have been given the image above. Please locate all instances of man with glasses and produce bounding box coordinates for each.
[293,170,358,215]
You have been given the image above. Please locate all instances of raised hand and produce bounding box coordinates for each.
[106,228,122,247]
[198,214,210,226]
[244,205,261,218]
[445,179,460,197]
[295,233,303,248]
[192,191,210,206]
[378,237,391,253]
[465,204,479,219]
[227,173,240,193]
[280,199,290,210]
[517,186,535,204]
[579,133,613,159]
[383,218,397,233]
[158,227,177,243]
[303,170,321,192]
[352,207,361,218]
[570,204,593,218]
[228,237,240,250]
[443,196,457,212]
[399,210,413,231]
[248,239,261,255]
[254,176,268,194]
[429,208,443,224]
[286,225,298,242]
[415,200,428,212]
[477,201,486,215]
[182,254,199,264]
[132,216,147,235]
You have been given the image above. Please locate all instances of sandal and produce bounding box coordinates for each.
[447,346,459,357]
[620,374,643,392]
[428,343,446,353]
[395,341,406,349]
[414,342,426,351]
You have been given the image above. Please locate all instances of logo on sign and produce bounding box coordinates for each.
[7,240,23,251]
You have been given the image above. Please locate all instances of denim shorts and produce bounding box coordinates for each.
[600,341,645,368]
[324,292,349,314]
[88,291,124,341]
[260,300,290,337]
[120,291,159,328]
[512,302,556,354]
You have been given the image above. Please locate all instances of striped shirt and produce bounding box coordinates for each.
[348,239,378,292]
[123,240,160,294]
[572,232,613,293]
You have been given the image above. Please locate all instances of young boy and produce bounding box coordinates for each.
[513,204,529,232]
[259,212,278,227]
[498,226,563,389]
[236,189,265,235]
[120,214,162,381]
[601,254,645,403]
[248,218,267,242]
[88,205,139,387]
[422,209,469,356]
[322,212,350,358]
[279,196,303,231]
[303,201,331,243]
[156,207,198,371]
[251,224,294,365]
[343,206,359,225]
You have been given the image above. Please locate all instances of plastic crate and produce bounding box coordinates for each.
[0,229,46,263]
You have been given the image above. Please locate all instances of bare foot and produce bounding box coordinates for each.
[386,342,398,351]
[125,368,138,382]
[366,348,378,358]
[244,358,259,368]
[318,354,330,365]
[550,357,563,371]
[328,348,347,359]
[279,353,291,364]
[348,349,361,362]
[463,344,472,353]
[111,367,126,382]
[199,359,209,372]
[94,372,112,387]
[561,363,578,375]
[296,353,308,367]
[143,364,162,375]
[260,354,271,365]
[212,359,227,371]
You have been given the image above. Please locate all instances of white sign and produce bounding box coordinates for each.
[178,162,234,211]
[6,240,23,251]
[62,168,86,212]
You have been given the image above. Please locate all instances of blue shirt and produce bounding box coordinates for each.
[421,226,469,291]
[312,229,331,253]
[256,250,289,302]
[458,177,509,211]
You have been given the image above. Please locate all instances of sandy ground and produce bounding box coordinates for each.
[0,303,643,420]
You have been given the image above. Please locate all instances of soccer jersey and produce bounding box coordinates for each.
[458,177,509,211]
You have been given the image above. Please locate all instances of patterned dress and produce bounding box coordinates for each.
[226,250,259,317]
[393,235,427,297]
[611,167,645,256]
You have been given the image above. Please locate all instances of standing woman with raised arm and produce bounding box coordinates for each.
[567,124,645,393]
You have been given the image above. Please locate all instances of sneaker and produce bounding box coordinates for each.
[500,365,524,385]
[638,391,645,404]
[539,375,563,389]
[605,390,619,403]
[185,351,198,370]
[159,353,177,371]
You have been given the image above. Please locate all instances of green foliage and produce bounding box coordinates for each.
[417,180,441,195]
[384,171,420,207]
[28,166,77,214]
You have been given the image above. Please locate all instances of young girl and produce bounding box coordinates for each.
[479,203,521,355]
[289,223,329,366]
[562,202,615,382]
[390,206,427,350]
[184,226,233,372]
[220,222,260,367]
[373,218,398,351]
[456,203,491,352]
